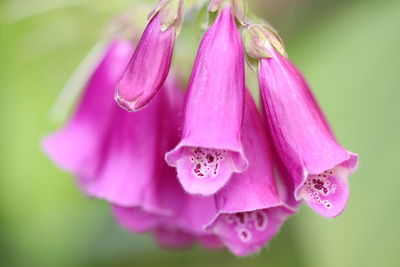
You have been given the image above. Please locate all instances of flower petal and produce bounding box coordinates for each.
[258,41,359,217]
[300,153,358,217]
[112,206,160,233]
[43,40,133,178]
[115,13,175,111]
[208,207,294,256]
[206,91,296,256]
[154,227,195,248]
[165,6,247,196]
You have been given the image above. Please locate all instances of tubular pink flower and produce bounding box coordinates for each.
[205,91,295,256]
[258,41,358,218]
[43,40,133,180]
[80,79,182,208]
[113,202,223,250]
[43,40,182,208]
[115,12,175,111]
[112,157,223,249]
[165,6,247,196]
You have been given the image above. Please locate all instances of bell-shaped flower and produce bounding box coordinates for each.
[43,40,133,182]
[115,0,182,111]
[112,149,223,250]
[81,78,183,208]
[205,91,296,256]
[254,29,358,217]
[43,40,183,208]
[113,194,223,250]
[165,5,248,196]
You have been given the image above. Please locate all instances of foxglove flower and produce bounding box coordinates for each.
[43,40,133,183]
[113,193,223,250]
[112,150,223,249]
[206,91,295,256]
[245,25,358,217]
[115,0,182,111]
[165,5,248,196]
[44,39,180,208]
[80,77,183,207]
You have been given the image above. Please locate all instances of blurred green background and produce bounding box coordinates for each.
[1,0,399,266]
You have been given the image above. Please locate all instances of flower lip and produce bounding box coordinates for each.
[297,152,358,218]
[165,143,248,196]
[205,205,296,257]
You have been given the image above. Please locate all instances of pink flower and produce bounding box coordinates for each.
[43,40,133,182]
[43,40,183,208]
[165,6,248,196]
[258,39,358,218]
[205,91,295,256]
[115,6,177,111]
[44,39,224,248]
[112,148,223,249]
[112,178,223,250]
[113,90,295,256]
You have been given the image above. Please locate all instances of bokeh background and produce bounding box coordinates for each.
[1,0,400,266]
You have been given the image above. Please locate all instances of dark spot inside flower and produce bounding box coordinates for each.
[206,153,214,163]
[236,213,246,224]
[214,163,218,175]
[256,212,264,227]
[312,178,329,195]
[194,164,201,173]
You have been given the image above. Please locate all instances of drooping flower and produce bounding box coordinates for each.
[112,146,223,250]
[113,190,223,250]
[115,0,182,112]
[113,89,296,256]
[165,5,248,196]
[43,39,183,208]
[43,40,133,182]
[206,90,296,256]
[244,25,358,217]
[80,76,184,207]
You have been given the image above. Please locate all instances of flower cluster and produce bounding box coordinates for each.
[43,0,358,257]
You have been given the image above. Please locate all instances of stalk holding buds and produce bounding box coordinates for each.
[208,0,247,25]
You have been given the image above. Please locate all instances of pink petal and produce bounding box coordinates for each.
[259,42,358,217]
[165,6,247,196]
[115,13,175,111]
[208,207,294,256]
[154,227,195,248]
[43,40,133,178]
[300,153,358,217]
[81,93,164,207]
[112,206,160,233]
[85,78,184,207]
[206,90,297,256]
